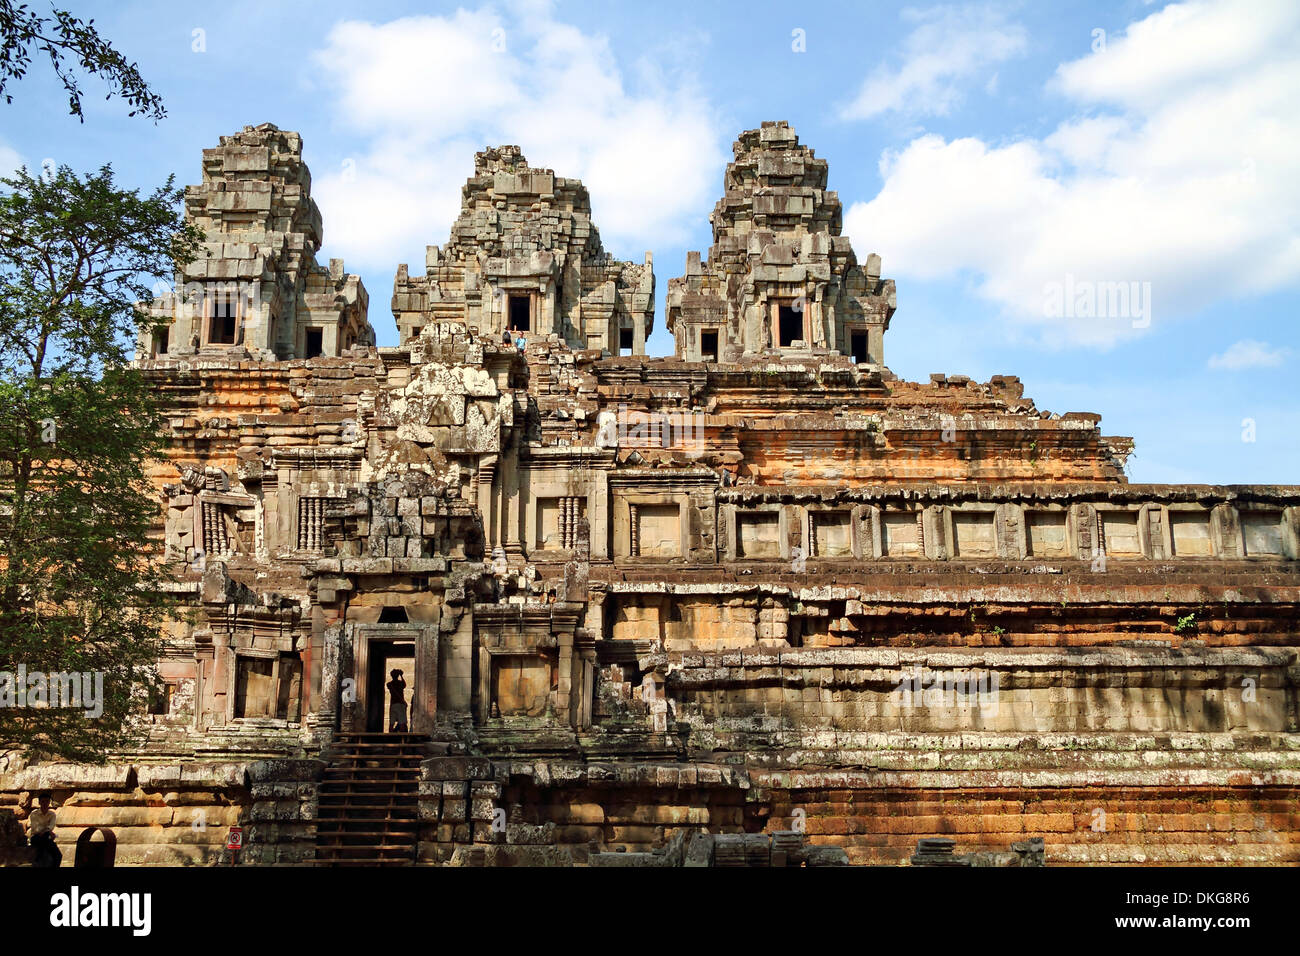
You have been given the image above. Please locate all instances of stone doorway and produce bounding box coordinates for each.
[365,639,415,733]
[339,621,438,736]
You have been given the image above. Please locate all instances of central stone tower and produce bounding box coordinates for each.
[391,145,654,355]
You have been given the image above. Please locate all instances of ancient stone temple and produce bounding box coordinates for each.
[3,121,1298,866]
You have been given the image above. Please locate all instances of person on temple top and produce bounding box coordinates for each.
[515,331,526,351]
[502,326,513,345]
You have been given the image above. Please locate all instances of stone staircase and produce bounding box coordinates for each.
[315,733,434,867]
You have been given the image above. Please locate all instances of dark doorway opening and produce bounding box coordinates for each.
[304,328,323,359]
[850,330,869,363]
[509,294,531,332]
[700,329,718,362]
[209,299,237,344]
[153,326,169,357]
[366,640,415,733]
[778,304,802,346]
[74,828,117,868]
[619,326,634,354]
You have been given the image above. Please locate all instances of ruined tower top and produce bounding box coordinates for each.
[391,146,654,354]
[715,120,837,240]
[136,123,372,362]
[667,121,895,365]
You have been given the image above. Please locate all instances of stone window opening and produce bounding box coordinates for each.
[538,496,586,550]
[850,329,868,363]
[233,656,274,719]
[778,303,803,347]
[509,294,531,332]
[304,327,323,359]
[152,325,169,357]
[377,606,409,623]
[147,682,173,716]
[233,652,302,720]
[297,496,327,552]
[201,501,232,556]
[619,325,634,355]
[208,296,238,345]
[701,329,719,362]
[559,497,585,549]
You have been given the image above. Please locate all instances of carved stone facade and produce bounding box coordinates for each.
[5,122,1299,866]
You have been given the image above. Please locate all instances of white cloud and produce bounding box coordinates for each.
[1208,339,1291,370]
[840,4,1026,120]
[309,5,725,274]
[844,0,1300,347]
[0,143,24,177]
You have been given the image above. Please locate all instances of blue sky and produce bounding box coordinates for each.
[2,0,1297,484]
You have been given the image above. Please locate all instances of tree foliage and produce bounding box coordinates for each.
[0,163,202,760]
[0,0,165,121]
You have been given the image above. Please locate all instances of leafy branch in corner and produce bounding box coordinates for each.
[0,0,165,121]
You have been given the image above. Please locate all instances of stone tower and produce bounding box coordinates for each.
[391,145,654,355]
[667,121,895,363]
[137,123,372,361]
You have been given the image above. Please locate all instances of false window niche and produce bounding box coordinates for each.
[1026,511,1070,558]
[1170,511,1213,557]
[629,502,681,558]
[881,511,924,557]
[737,511,781,558]
[1242,511,1284,556]
[1101,511,1142,557]
[952,512,997,558]
[810,512,853,557]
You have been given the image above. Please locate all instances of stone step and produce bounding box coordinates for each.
[314,732,433,866]
[316,818,419,830]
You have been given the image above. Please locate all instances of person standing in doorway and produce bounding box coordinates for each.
[387,668,408,732]
[28,792,60,867]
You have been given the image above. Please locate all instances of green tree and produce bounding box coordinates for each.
[0,163,202,760]
[0,0,164,121]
